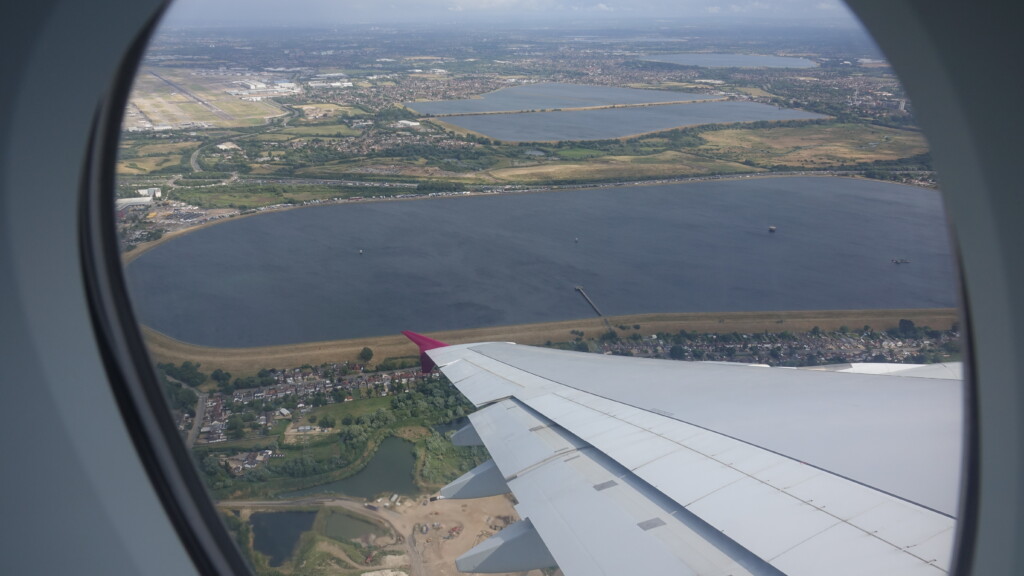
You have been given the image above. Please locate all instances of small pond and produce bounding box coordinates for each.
[283,437,418,499]
[250,510,316,567]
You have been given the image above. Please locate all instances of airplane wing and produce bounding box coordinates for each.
[404,333,962,576]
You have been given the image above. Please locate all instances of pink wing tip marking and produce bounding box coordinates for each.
[401,331,449,373]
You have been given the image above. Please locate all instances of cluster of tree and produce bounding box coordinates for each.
[311,415,336,428]
[418,431,490,486]
[219,512,254,565]
[388,376,475,424]
[197,157,252,174]
[199,454,233,491]
[887,318,948,341]
[163,379,198,416]
[216,368,278,394]
[157,361,207,387]
[358,347,374,363]
[224,412,261,440]
[374,106,417,122]
[335,408,397,461]
[275,143,354,168]
[270,454,349,478]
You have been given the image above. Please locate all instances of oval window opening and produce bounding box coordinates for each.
[113,2,964,574]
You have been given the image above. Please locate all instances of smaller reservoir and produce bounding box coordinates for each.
[250,510,316,567]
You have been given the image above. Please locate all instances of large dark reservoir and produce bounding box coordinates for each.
[125,177,956,348]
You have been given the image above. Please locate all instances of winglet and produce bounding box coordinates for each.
[402,331,448,373]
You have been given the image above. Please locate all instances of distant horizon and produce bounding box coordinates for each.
[158,0,863,29]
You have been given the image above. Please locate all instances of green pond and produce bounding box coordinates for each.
[283,436,418,499]
[250,510,316,567]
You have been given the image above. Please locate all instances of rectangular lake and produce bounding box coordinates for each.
[438,102,826,142]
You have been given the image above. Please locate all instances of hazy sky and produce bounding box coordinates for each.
[161,0,860,27]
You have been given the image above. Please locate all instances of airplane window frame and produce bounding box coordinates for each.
[76,4,981,576]
[78,6,254,575]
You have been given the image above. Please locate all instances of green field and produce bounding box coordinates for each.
[282,124,361,137]
[118,155,185,174]
[555,147,607,160]
[310,396,393,423]
[117,139,199,175]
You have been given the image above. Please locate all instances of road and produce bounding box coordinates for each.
[189,146,203,172]
[186,392,207,448]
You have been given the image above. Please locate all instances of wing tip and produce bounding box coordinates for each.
[402,330,448,373]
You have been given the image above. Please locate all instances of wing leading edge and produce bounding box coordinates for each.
[404,333,961,576]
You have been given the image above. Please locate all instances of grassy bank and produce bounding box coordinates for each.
[142,308,957,377]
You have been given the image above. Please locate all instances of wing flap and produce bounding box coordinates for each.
[440,459,510,499]
[424,341,958,575]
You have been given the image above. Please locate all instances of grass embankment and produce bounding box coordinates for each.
[485,150,759,183]
[142,308,957,378]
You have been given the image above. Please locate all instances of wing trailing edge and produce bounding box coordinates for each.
[439,459,510,499]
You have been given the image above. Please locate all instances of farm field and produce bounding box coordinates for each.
[697,123,929,168]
